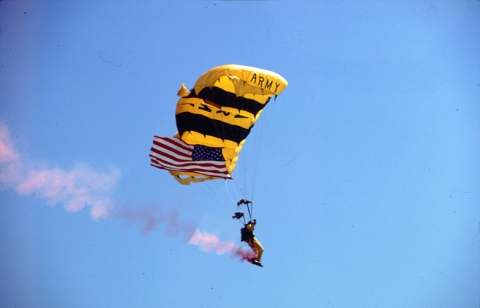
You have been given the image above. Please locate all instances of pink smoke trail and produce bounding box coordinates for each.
[189,229,255,262]
[1,122,253,262]
[0,123,119,220]
[118,205,255,262]
[0,124,19,162]
[118,206,255,261]
[119,204,196,239]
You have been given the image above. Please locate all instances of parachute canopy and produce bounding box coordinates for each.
[150,64,288,184]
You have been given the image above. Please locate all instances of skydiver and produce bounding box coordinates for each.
[243,219,264,267]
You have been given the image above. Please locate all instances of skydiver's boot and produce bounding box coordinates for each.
[251,259,263,267]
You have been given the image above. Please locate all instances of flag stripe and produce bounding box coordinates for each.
[151,137,226,169]
[150,153,228,175]
[150,157,229,178]
[150,139,227,171]
[149,136,231,179]
[154,136,194,154]
[150,154,228,178]
[149,160,228,178]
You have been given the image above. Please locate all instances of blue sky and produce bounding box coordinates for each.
[1,1,479,307]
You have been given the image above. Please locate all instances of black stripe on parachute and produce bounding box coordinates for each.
[189,86,269,116]
[176,112,253,144]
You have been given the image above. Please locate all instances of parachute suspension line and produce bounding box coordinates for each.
[246,109,262,202]
[232,171,246,199]
[246,204,251,221]
[225,180,240,209]
[244,94,268,202]
[201,177,236,212]
[232,169,255,220]
[221,180,240,212]
[203,181,229,209]
[231,179,254,221]
[230,179,243,203]
[249,95,273,203]
[192,181,218,201]
[247,202,253,221]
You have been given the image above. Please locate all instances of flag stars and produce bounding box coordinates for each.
[192,145,225,161]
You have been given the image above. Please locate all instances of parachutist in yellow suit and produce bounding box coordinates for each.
[245,219,264,267]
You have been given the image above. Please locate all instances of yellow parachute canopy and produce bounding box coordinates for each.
[150,64,288,185]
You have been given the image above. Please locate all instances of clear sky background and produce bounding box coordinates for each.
[1,1,479,307]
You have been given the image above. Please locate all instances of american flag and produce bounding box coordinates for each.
[149,136,231,179]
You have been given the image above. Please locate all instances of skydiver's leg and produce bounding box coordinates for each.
[248,242,258,262]
[251,237,264,262]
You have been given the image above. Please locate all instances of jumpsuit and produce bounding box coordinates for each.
[246,221,264,262]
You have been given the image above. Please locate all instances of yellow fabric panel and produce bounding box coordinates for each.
[222,147,237,160]
[252,109,263,124]
[193,64,288,97]
[206,76,272,104]
[168,170,227,185]
[241,93,271,104]
[177,84,191,97]
[173,174,218,185]
[179,130,239,149]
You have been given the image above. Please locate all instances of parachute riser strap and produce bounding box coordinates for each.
[250,202,253,220]
[246,202,253,221]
